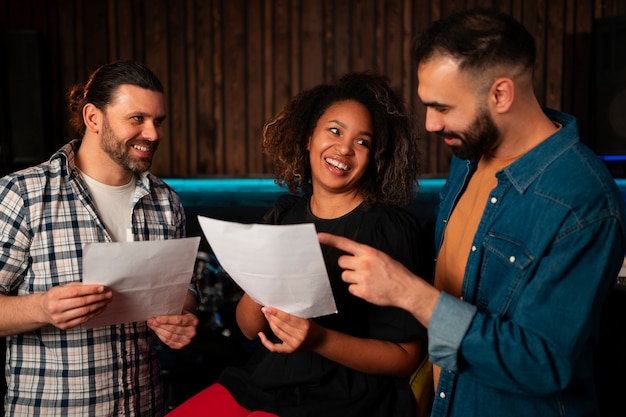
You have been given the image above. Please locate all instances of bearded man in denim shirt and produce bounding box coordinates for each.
[319,9,626,417]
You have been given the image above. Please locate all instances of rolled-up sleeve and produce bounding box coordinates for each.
[428,292,477,370]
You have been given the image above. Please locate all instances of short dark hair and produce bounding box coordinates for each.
[67,60,164,135]
[262,72,421,206]
[412,9,536,76]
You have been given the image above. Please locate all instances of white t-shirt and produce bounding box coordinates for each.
[77,169,136,242]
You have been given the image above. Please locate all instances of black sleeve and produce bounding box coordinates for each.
[261,194,301,225]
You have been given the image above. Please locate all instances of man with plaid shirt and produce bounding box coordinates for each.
[0,60,198,416]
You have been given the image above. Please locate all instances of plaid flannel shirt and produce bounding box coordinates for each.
[0,140,187,416]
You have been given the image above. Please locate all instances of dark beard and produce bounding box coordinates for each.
[101,118,154,173]
[439,110,500,160]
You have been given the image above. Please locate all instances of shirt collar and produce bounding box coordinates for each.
[499,108,579,193]
[50,139,152,189]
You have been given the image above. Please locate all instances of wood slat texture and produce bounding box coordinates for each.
[0,0,624,177]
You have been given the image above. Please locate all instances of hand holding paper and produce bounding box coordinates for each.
[197,216,337,318]
[81,237,200,328]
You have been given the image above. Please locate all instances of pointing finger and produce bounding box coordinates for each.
[317,232,362,255]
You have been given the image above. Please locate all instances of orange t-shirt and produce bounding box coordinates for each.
[432,154,517,388]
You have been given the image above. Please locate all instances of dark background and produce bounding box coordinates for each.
[0,0,625,178]
[0,0,626,415]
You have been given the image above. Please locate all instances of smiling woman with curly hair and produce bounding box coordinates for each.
[262,72,421,206]
[167,72,433,417]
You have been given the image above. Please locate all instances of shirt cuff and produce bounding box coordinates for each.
[428,292,477,370]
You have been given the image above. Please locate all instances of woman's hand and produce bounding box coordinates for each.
[258,306,322,353]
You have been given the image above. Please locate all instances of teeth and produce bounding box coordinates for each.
[133,144,150,152]
[325,158,349,171]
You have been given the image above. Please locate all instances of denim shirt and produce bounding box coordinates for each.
[428,109,626,417]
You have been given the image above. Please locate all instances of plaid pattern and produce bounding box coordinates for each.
[0,140,186,416]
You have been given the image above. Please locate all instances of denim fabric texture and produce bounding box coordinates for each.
[428,108,626,417]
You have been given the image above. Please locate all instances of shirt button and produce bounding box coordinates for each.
[509,256,516,263]
[439,391,446,399]
[490,197,497,204]
[471,245,477,252]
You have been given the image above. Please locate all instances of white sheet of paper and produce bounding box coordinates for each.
[81,237,201,328]
[197,216,337,318]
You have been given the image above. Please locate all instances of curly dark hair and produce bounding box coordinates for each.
[262,72,421,207]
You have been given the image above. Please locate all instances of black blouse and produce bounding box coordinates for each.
[219,194,433,417]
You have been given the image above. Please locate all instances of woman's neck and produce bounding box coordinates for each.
[309,190,363,219]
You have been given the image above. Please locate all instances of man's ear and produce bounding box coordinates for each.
[490,78,514,113]
[83,103,102,133]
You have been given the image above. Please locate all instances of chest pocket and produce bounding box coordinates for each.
[132,205,183,240]
[476,233,534,316]
[131,186,185,238]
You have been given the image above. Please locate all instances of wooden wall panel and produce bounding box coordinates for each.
[168,0,190,176]
[571,0,594,142]
[144,0,170,175]
[271,0,293,120]
[222,0,247,175]
[522,0,547,103]
[352,0,377,72]
[246,0,267,174]
[300,0,324,90]
[211,0,224,174]
[82,1,108,75]
[331,0,351,77]
[0,0,624,178]
[545,0,565,110]
[195,0,214,175]
[56,0,78,137]
[184,0,198,177]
